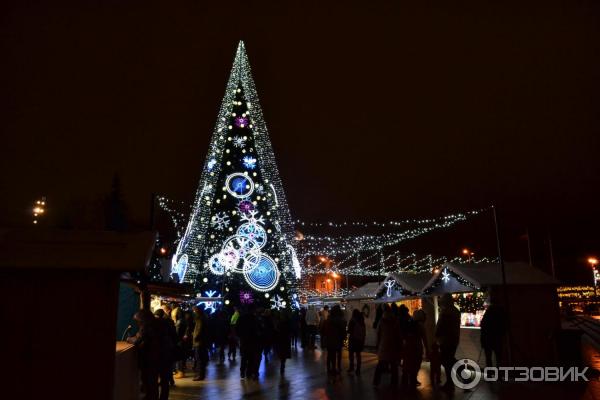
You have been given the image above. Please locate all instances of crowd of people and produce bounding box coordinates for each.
[126,293,505,400]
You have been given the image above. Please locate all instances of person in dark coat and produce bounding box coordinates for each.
[191,306,209,381]
[480,303,507,368]
[128,310,161,400]
[183,311,194,369]
[435,293,461,391]
[322,305,346,376]
[273,309,293,374]
[172,307,187,378]
[299,307,308,348]
[237,305,261,381]
[261,309,275,362]
[373,308,401,387]
[347,309,366,376]
[291,309,300,349]
[214,310,230,364]
[401,312,428,391]
[154,309,177,395]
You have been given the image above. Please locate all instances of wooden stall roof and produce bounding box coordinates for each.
[0,229,156,271]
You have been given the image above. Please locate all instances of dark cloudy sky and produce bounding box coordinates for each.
[1,1,599,281]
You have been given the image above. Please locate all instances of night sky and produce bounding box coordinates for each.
[1,1,599,282]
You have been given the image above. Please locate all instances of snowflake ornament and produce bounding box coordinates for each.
[242,156,257,169]
[270,294,286,310]
[255,184,265,195]
[441,269,450,283]
[207,159,217,171]
[240,210,265,226]
[233,136,247,148]
[211,212,230,230]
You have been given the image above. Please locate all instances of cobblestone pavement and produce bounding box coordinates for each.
[169,347,595,400]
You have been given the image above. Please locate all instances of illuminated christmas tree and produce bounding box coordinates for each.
[171,41,301,308]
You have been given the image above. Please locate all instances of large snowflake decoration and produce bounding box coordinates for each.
[233,135,247,148]
[441,269,450,283]
[211,212,230,230]
[242,156,257,169]
[240,210,265,226]
[240,290,254,304]
[270,294,286,310]
[197,290,220,314]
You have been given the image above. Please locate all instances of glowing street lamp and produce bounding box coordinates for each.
[589,257,599,299]
[462,248,475,263]
[32,197,46,225]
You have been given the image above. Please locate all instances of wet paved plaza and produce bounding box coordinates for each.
[169,347,598,400]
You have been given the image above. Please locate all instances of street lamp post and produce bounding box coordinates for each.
[589,257,599,300]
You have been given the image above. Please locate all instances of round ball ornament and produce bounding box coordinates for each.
[243,254,280,292]
[237,222,267,249]
[208,254,225,275]
[225,173,254,198]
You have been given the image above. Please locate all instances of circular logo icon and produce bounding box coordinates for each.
[451,358,481,390]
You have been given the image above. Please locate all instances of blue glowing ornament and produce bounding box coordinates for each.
[237,223,267,249]
[242,156,257,169]
[171,254,188,283]
[243,254,280,292]
[291,293,300,310]
[197,290,220,314]
[225,173,254,198]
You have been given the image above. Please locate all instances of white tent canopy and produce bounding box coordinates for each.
[344,282,380,301]
[423,262,559,295]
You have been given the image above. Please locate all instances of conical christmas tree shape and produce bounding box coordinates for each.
[171,41,301,309]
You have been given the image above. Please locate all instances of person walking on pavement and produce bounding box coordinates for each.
[237,305,261,381]
[347,309,366,376]
[172,307,187,379]
[305,306,320,349]
[322,305,346,377]
[273,309,293,375]
[192,306,209,381]
[435,293,461,391]
[153,309,177,400]
[228,307,240,361]
[480,302,507,368]
[373,307,401,387]
[128,310,161,400]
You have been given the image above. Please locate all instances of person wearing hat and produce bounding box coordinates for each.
[435,293,461,391]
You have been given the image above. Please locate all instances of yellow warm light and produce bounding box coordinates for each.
[589,257,599,267]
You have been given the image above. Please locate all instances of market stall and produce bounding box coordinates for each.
[344,282,380,346]
[422,262,560,365]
